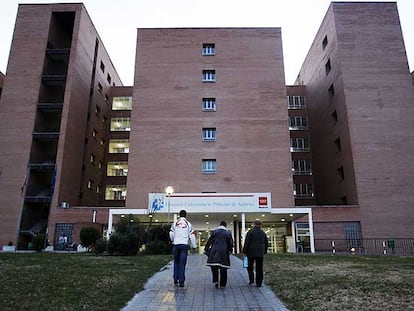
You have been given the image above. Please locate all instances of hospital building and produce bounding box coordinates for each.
[0,2,413,253]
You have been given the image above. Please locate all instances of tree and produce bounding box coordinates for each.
[79,227,101,251]
[107,215,146,256]
[145,225,172,254]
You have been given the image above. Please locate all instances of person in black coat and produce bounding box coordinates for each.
[205,221,234,288]
[242,219,269,287]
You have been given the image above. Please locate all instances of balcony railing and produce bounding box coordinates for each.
[292,170,312,175]
[290,147,310,152]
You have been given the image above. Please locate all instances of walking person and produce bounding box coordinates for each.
[169,209,197,287]
[205,221,234,288]
[243,219,269,287]
[58,233,65,250]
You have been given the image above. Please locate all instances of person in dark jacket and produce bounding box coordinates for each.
[205,221,234,288]
[242,219,269,287]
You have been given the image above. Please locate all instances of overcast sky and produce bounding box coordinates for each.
[0,0,413,85]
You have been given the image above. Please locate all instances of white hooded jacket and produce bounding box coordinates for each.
[170,217,197,248]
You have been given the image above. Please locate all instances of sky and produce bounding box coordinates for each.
[0,0,413,85]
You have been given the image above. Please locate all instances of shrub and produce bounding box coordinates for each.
[32,234,46,252]
[144,225,172,254]
[94,237,107,254]
[145,240,170,255]
[80,227,101,250]
[107,215,146,256]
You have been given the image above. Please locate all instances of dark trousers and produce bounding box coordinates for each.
[211,266,228,287]
[173,244,188,283]
[247,257,264,286]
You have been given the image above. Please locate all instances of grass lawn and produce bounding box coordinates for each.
[264,254,414,311]
[1,253,413,311]
[0,252,171,311]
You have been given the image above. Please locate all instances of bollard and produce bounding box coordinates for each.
[382,240,387,255]
[332,240,335,255]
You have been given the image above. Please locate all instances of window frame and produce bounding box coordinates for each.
[328,84,335,100]
[289,116,308,130]
[202,43,215,56]
[108,139,130,154]
[202,159,216,174]
[290,138,310,152]
[105,185,127,201]
[292,160,312,175]
[202,128,216,141]
[287,96,306,109]
[202,70,216,82]
[112,96,132,111]
[202,98,216,111]
[107,162,129,177]
[110,117,131,132]
[322,35,328,50]
[294,183,314,199]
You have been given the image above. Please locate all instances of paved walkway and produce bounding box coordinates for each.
[121,254,288,311]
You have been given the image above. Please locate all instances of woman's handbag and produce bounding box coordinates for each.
[243,256,248,268]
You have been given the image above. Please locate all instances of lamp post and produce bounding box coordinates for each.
[165,186,174,224]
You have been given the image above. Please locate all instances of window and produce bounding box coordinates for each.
[322,36,328,50]
[341,196,348,205]
[107,73,111,84]
[100,138,105,146]
[328,84,335,100]
[337,166,344,181]
[202,159,216,174]
[202,98,216,111]
[98,161,103,169]
[92,129,97,138]
[202,70,216,82]
[287,96,306,109]
[105,185,127,200]
[55,224,73,246]
[105,94,109,103]
[107,162,128,176]
[289,116,308,130]
[292,160,311,175]
[295,223,310,249]
[100,61,105,73]
[294,184,314,199]
[202,43,215,55]
[290,138,310,152]
[112,96,132,110]
[108,139,130,153]
[202,128,216,141]
[95,105,100,115]
[110,117,131,131]
[87,179,93,189]
[90,154,95,163]
[345,222,361,249]
[96,185,101,194]
[331,110,338,124]
[325,59,331,75]
[334,137,341,152]
[97,82,103,94]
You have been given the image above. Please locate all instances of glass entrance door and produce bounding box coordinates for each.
[197,230,211,254]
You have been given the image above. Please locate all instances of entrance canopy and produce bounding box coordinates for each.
[106,193,315,252]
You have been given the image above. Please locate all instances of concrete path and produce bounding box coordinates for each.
[121,254,288,311]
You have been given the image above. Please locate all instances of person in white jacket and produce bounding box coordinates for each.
[169,209,197,287]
